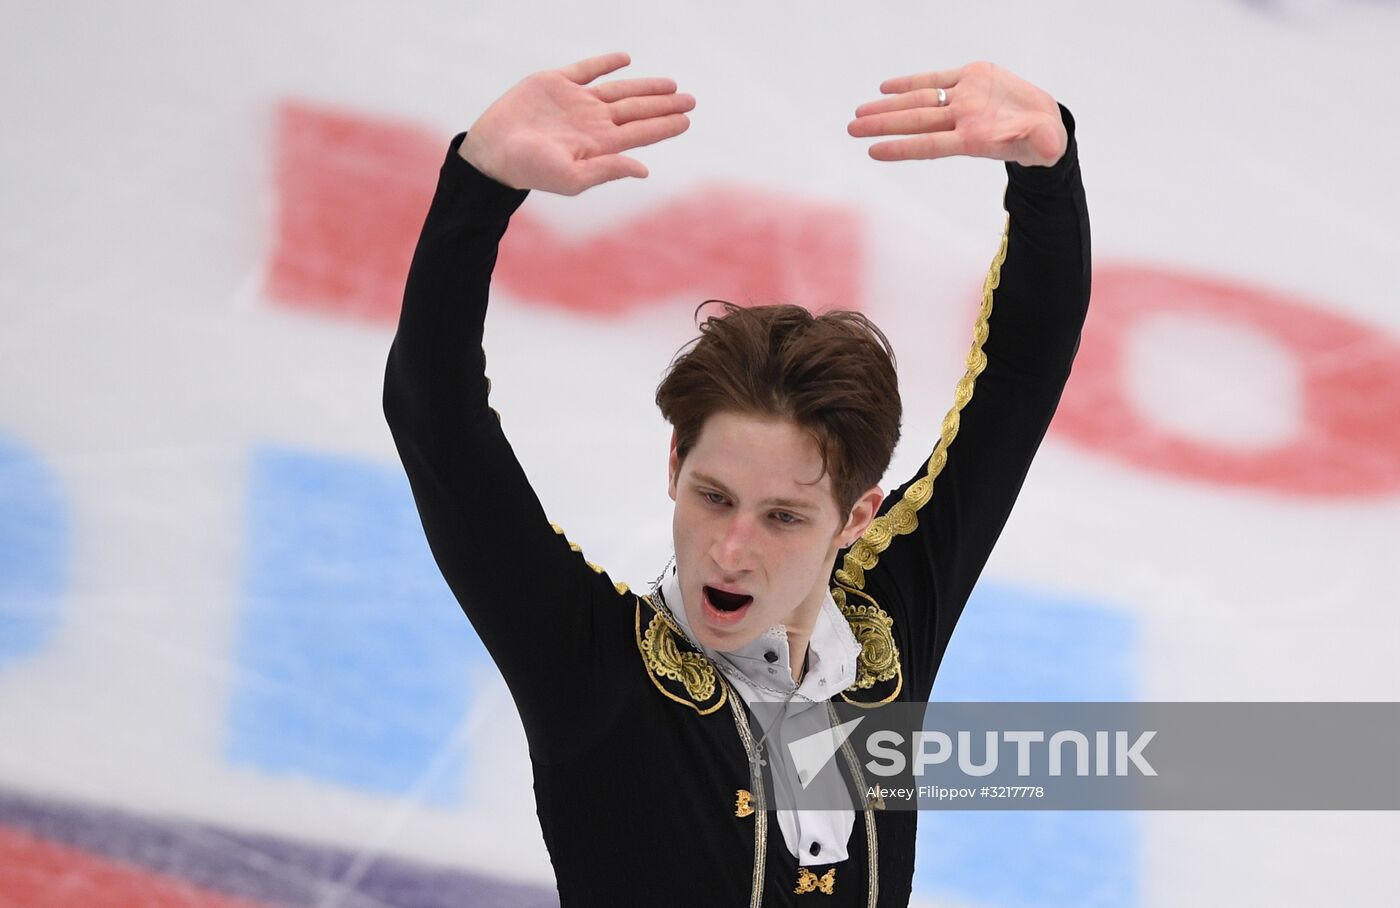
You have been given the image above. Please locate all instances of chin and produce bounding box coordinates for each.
[709,624,769,653]
[688,607,752,648]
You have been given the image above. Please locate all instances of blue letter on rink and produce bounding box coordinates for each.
[227,445,492,805]
[0,431,68,674]
[916,582,1140,907]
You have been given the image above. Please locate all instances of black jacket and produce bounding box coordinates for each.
[383,105,1090,907]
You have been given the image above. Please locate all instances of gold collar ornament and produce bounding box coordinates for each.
[636,593,727,715]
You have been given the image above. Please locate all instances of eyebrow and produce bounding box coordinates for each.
[689,472,821,512]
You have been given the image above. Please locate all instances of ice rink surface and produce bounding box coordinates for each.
[2,1,1398,905]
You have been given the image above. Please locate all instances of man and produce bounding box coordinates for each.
[383,52,1089,907]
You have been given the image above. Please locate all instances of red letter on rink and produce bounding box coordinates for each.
[263,101,863,322]
[493,187,862,316]
[1054,263,1400,497]
[263,101,445,323]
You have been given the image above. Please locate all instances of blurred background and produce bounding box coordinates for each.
[2,1,1398,905]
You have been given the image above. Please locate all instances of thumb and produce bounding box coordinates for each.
[578,153,648,188]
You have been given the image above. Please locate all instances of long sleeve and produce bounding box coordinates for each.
[838,104,1091,703]
[382,133,633,762]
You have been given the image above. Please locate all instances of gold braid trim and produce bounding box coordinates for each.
[835,214,1008,592]
[549,521,630,595]
[833,215,1009,704]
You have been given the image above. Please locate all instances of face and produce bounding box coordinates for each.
[667,410,883,652]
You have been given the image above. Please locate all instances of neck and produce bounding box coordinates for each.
[783,549,843,683]
[787,632,811,683]
[783,589,826,683]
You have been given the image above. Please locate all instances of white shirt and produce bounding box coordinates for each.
[657,563,862,866]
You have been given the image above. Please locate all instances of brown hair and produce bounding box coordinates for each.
[655,301,902,520]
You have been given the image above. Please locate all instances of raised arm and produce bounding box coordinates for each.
[381,53,693,753]
[838,62,1091,701]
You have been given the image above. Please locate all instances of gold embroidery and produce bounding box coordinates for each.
[833,586,899,686]
[794,867,836,895]
[832,213,1009,706]
[641,611,716,701]
[635,596,726,715]
[735,788,753,818]
[835,215,1006,593]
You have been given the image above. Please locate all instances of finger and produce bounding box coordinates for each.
[854,88,948,118]
[593,77,677,103]
[603,112,691,154]
[847,106,955,138]
[867,131,966,162]
[610,92,695,125]
[560,51,630,85]
[576,153,649,190]
[879,66,960,94]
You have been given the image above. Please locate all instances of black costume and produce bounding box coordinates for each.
[383,104,1090,907]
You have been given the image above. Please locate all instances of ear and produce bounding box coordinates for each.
[836,485,884,549]
[667,429,680,502]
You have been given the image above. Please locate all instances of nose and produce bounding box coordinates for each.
[710,511,756,576]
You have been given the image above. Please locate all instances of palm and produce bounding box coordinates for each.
[462,53,694,196]
[500,76,619,179]
[847,61,1066,168]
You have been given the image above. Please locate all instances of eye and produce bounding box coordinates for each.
[701,490,727,506]
[771,511,801,526]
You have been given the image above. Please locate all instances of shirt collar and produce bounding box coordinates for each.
[657,562,861,701]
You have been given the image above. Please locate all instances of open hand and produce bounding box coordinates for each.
[847,61,1066,168]
[461,52,694,195]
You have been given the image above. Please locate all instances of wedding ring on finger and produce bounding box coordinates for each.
[936,88,948,107]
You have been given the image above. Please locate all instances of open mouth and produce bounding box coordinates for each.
[703,586,754,613]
